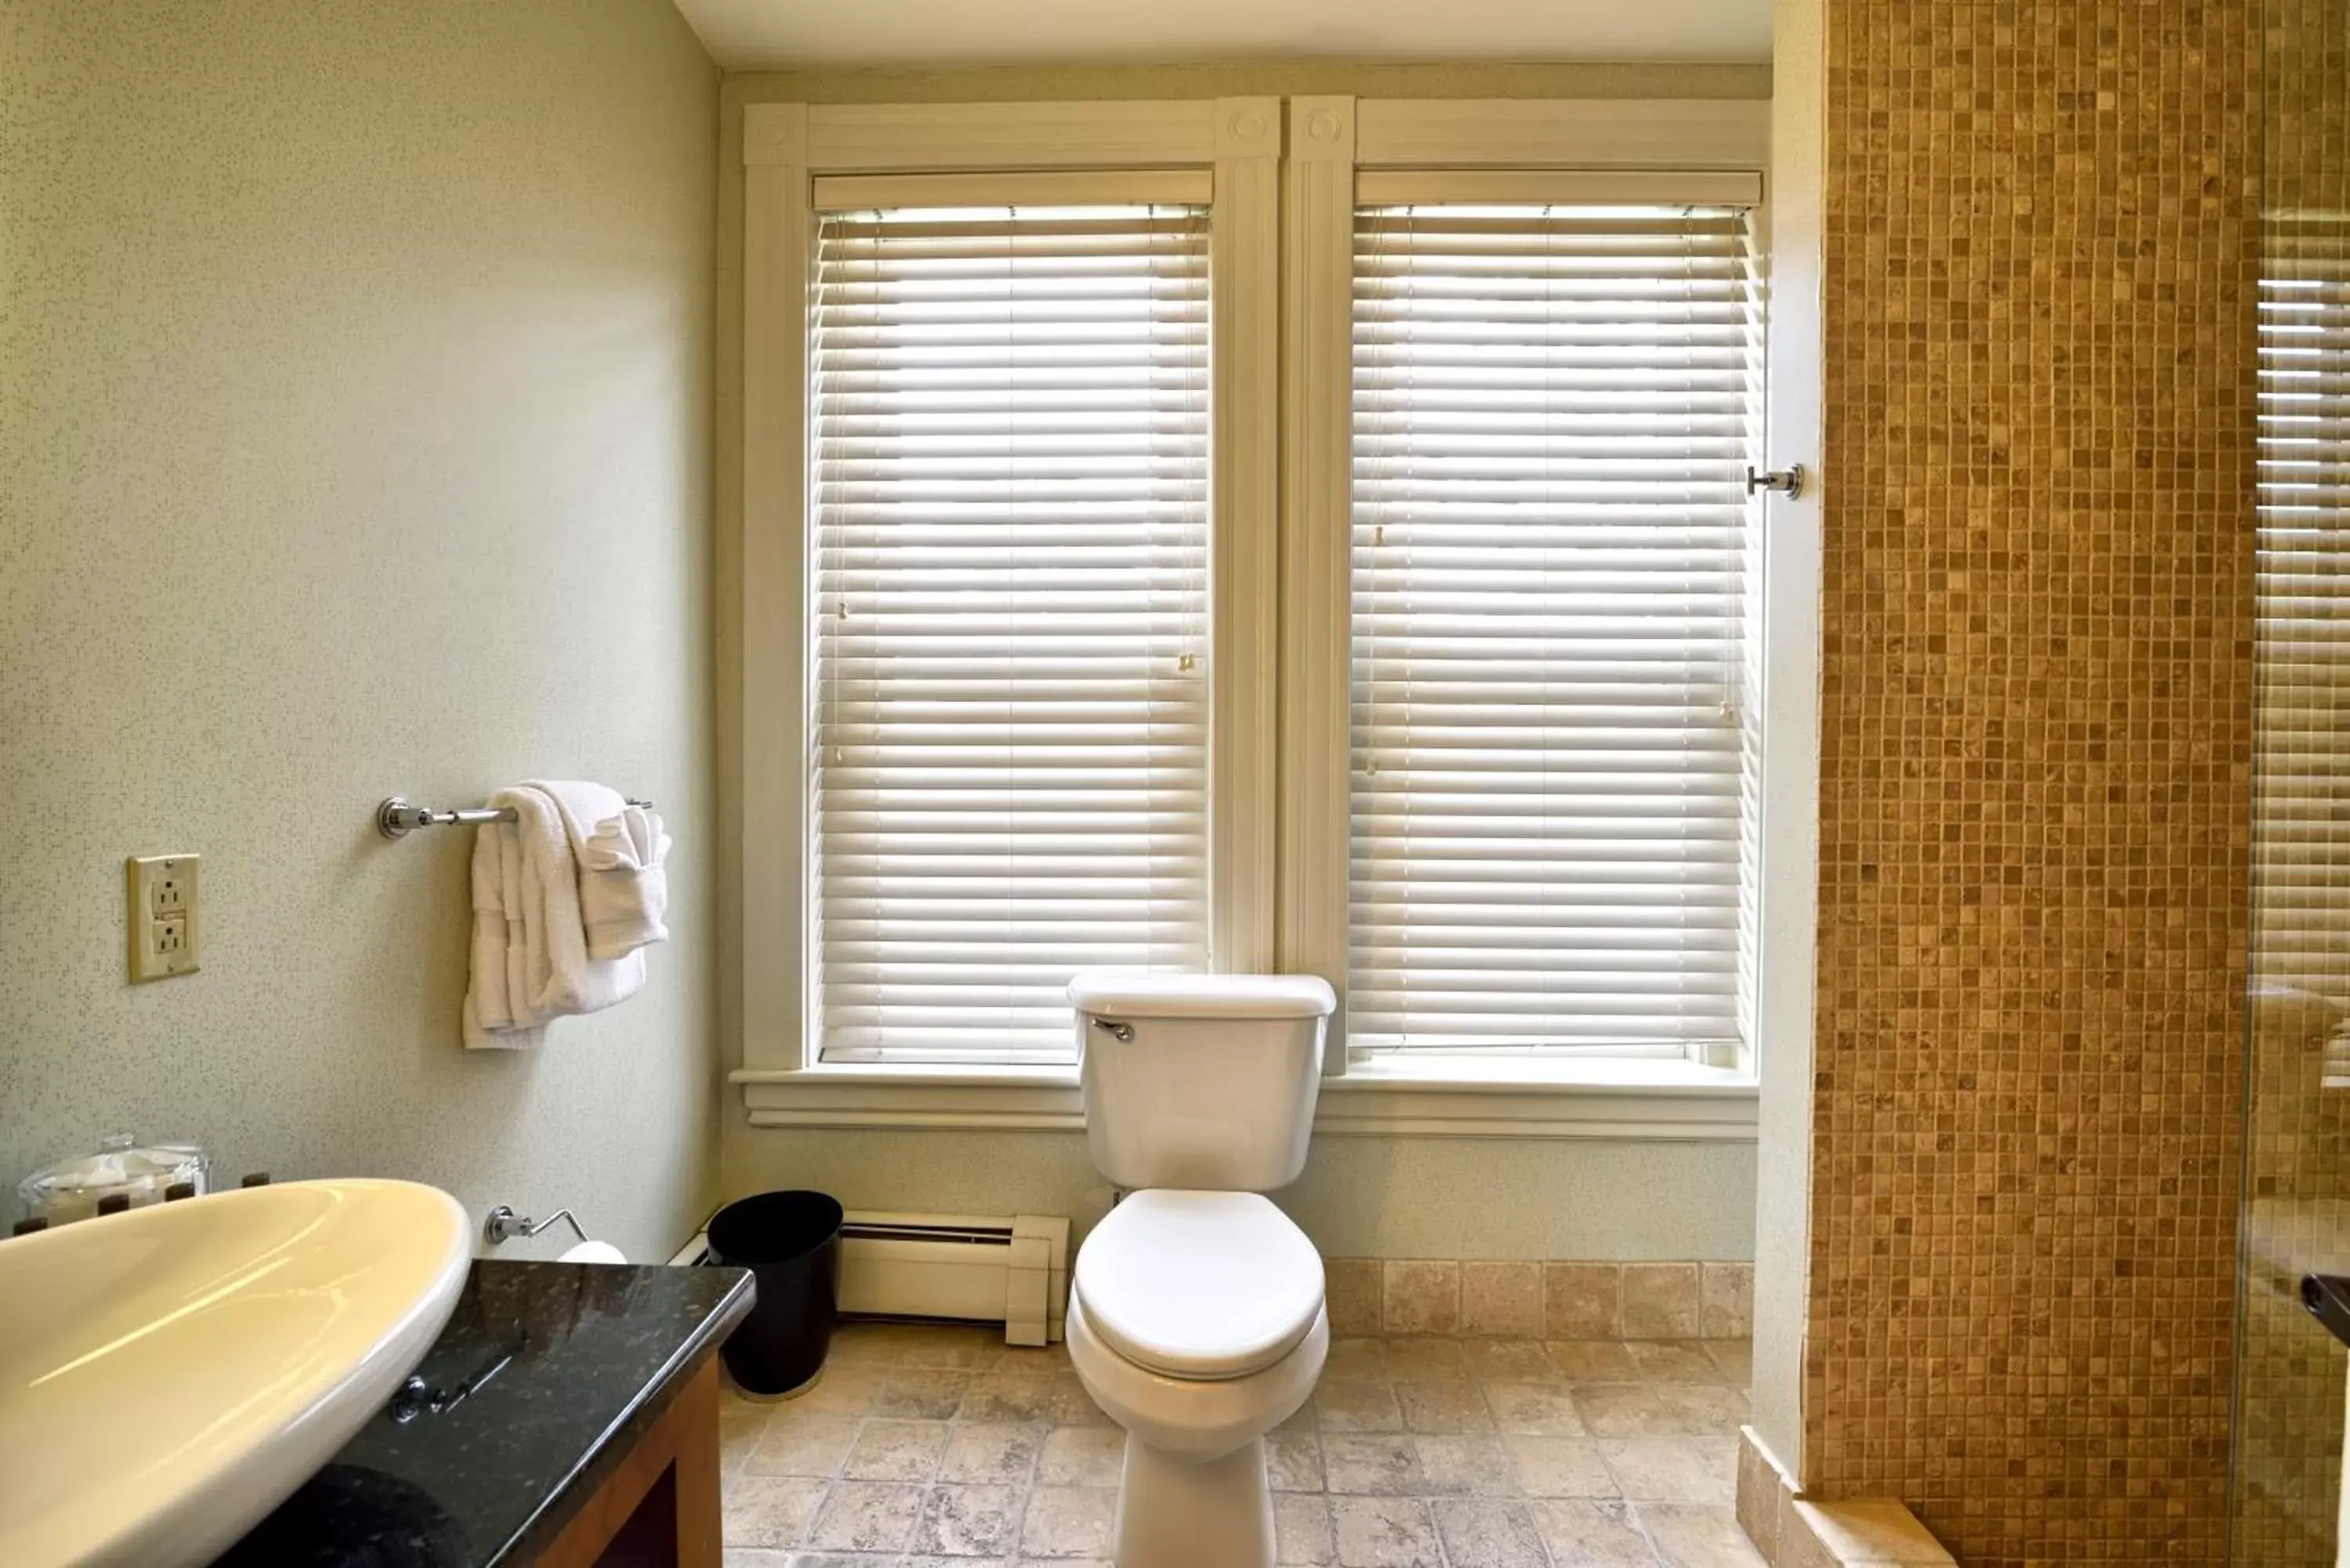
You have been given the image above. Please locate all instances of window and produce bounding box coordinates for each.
[737,97,1781,1131]
[1346,188,1763,1064]
[808,193,1215,1065]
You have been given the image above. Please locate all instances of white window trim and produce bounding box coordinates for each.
[737,1057,1759,1140]
[736,97,1281,1087]
[1278,96,1792,1105]
[733,96,1799,1140]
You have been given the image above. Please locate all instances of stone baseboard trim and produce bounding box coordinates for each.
[1737,1427,1954,1566]
[1323,1256,1755,1339]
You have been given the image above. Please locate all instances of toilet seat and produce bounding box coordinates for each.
[1074,1190,1324,1381]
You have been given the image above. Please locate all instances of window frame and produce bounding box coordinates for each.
[732,96,1794,1139]
[1280,97,1793,1115]
[736,98,1282,1093]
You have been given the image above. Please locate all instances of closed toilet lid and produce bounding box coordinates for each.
[1075,1190,1325,1381]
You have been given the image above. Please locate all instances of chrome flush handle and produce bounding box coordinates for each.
[1091,1018,1135,1043]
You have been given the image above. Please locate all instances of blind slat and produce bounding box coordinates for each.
[812,202,1213,1067]
[1348,201,1763,1057]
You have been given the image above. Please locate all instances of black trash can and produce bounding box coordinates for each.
[707,1190,845,1397]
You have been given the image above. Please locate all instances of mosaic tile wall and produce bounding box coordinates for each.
[1807,3,2260,1563]
[2234,0,2350,1559]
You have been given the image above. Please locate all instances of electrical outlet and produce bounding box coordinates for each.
[127,854,200,982]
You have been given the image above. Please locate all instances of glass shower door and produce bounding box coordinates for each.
[2236,2,2350,1559]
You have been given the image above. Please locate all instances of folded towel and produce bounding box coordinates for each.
[528,779,671,960]
[463,807,543,1050]
[463,785,645,1050]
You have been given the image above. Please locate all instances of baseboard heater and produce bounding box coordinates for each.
[671,1210,1070,1347]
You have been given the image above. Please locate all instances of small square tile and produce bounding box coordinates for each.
[806,1479,923,1552]
[1482,1383,1585,1436]
[911,1483,1020,1556]
[1395,1379,1492,1433]
[1039,1425,1126,1487]
[1054,1374,1115,1426]
[720,1549,795,1568]
[1734,1431,1781,1559]
[1791,1498,1957,1564]
[874,1369,971,1419]
[1383,1338,1468,1379]
[842,1418,949,1481]
[1545,1341,1640,1381]
[1461,1263,1544,1339]
[744,1410,859,1477]
[1316,1381,1405,1433]
[957,1373,1061,1423]
[940,1422,1043,1486]
[1699,1263,1754,1340]
[1463,1339,1556,1382]
[1331,1495,1442,1567]
[720,1474,828,1549]
[1326,1337,1390,1381]
[719,1406,769,1475]
[1325,1259,1383,1336]
[1383,1261,1462,1335]
[1599,1436,1737,1504]
[1542,1265,1621,1339]
[1527,1498,1657,1566]
[1277,1493,1337,1564]
[1019,1486,1118,1558]
[1502,1436,1618,1499]
[1572,1382,1748,1439]
[987,1339,1071,1375]
[1638,1501,1766,1566]
[1430,1499,1549,1568]
[1619,1264,1700,1340]
[789,1364,883,1414]
[1412,1434,1520,1496]
[1624,1342,1721,1384]
[1269,1430,1326,1490]
[1703,1339,1753,1387]
[1323,1434,1428,1495]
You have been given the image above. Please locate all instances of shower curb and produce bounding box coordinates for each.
[1737,1427,1956,1566]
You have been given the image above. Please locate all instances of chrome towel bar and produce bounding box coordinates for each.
[376,794,653,840]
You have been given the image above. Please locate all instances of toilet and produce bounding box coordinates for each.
[1063,972,1339,1568]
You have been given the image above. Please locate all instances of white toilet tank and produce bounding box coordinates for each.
[1068,973,1338,1191]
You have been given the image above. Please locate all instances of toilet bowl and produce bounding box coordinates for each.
[1065,1191,1329,1568]
[1063,974,1340,1568]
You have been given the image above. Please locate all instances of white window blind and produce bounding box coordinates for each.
[809,201,1213,1066]
[1347,201,1762,1057]
[2254,212,2350,1025]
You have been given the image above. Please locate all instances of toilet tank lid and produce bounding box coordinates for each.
[1067,972,1337,1020]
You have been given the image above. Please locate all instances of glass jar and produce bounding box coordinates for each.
[16,1133,210,1226]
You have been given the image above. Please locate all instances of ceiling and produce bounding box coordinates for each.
[673,0,1773,70]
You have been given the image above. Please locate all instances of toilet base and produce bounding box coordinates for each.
[1113,1433,1274,1568]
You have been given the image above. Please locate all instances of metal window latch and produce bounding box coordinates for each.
[1744,464,1806,500]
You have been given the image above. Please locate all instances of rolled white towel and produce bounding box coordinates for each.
[532,779,671,960]
[464,785,644,1049]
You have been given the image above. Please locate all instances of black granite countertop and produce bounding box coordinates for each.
[215,1259,754,1568]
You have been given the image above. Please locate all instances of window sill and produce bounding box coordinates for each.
[731,1057,1757,1141]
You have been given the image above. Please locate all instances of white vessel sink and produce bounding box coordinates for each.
[0,1178,471,1568]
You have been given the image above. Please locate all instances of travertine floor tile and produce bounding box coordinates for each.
[717,1326,1755,1565]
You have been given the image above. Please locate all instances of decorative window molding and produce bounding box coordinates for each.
[734,96,1793,1136]
[736,99,1282,1078]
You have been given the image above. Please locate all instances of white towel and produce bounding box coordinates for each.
[462,786,645,1050]
[529,779,671,960]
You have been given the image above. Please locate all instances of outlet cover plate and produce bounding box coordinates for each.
[127,854,200,982]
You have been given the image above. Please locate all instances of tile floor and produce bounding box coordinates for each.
[719,1321,1762,1566]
